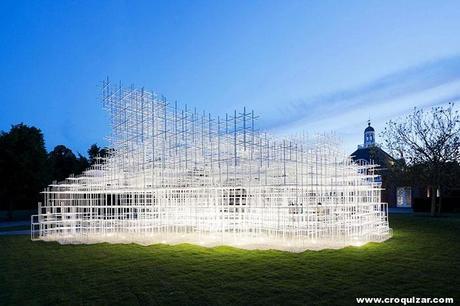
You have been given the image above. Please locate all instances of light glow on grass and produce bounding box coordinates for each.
[4,215,460,305]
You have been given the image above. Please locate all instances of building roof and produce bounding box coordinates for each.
[365,122,375,132]
[350,146,395,168]
[365,125,375,132]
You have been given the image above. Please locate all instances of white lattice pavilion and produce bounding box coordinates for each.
[31,80,392,251]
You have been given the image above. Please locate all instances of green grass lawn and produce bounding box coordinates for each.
[1,214,459,305]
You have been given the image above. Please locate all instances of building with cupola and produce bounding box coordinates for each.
[351,120,394,167]
[363,121,375,148]
[351,121,411,208]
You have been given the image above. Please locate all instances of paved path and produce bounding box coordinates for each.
[0,220,30,227]
[0,220,30,236]
[0,230,29,236]
[388,208,413,214]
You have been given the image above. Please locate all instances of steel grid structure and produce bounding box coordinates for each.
[31,80,392,251]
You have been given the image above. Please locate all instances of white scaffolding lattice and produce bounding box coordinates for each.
[31,80,392,251]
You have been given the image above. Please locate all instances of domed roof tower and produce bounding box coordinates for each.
[364,120,375,148]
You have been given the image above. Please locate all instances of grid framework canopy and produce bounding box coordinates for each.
[31,81,392,251]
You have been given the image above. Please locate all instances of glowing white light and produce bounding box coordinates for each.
[31,81,392,252]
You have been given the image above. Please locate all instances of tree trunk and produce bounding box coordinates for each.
[430,186,437,217]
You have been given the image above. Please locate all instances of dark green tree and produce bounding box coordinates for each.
[88,143,109,165]
[75,153,90,174]
[0,124,49,218]
[48,145,89,182]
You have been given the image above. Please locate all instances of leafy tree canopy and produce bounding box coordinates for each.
[0,123,49,214]
[382,103,460,215]
[0,124,92,217]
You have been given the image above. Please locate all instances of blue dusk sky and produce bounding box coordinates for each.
[1,0,460,155]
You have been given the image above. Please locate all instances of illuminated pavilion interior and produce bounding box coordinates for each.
[31,80,392,251]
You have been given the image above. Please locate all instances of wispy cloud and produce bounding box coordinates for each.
[258,55,460,153]
[262,55,460,132]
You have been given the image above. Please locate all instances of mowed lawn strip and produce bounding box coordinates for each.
[0,214,459,305]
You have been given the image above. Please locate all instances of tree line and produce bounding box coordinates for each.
[0,123,108,218]
[382,103,460,216]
